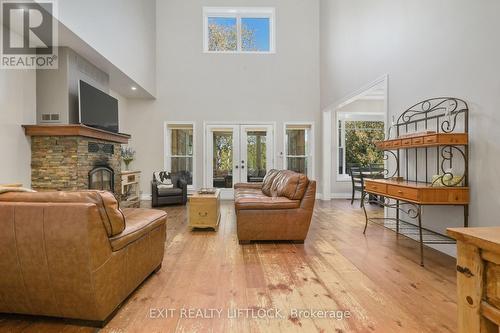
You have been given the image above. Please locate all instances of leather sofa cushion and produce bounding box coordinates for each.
[235,196,300,210]
[261,169,280,196]
[110,208,167,251]
[270,170,309,200]
[0,190,125,237]
[158,187,182,197]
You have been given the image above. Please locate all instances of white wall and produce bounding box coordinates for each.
[320,0,500,255]
[58,0,157,96]
[124,0,321,196]
[0,70,37,186]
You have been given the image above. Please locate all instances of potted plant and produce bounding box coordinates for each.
[121,146,136,171]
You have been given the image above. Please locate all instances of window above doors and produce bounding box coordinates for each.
[203,7,276,54]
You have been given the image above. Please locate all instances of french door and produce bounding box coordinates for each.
[205,124,274,198]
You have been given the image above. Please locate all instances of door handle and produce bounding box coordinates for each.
[241,160,245,164]
[241,165,245,169]
[235,165,239,169]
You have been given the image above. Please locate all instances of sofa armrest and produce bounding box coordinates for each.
[151,180,159,207]
[177,179,188,204]
[300,180,316,210]
[234,183,263,190]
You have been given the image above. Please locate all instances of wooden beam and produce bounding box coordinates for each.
[22,124,131,144]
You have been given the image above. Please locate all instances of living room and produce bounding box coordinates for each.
[1,0,499,332]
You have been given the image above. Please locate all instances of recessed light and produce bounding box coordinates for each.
[131,86,137,91]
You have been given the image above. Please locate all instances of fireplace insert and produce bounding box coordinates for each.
[89,166,114,192]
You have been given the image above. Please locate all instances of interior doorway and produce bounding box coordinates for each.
[204,123,274,198]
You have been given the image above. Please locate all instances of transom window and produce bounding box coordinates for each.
[337,112,385,178]
[203,7,275,53]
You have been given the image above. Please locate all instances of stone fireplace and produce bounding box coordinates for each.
[23,125,131,194]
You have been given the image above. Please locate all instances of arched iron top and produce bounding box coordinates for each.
[396,97,469,134]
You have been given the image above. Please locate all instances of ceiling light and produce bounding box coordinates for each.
[131,86,137,91]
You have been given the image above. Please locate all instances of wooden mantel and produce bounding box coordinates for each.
[22,124,131,144]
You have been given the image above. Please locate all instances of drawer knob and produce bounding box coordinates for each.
[397,190,403,194]
[199,212,208,217]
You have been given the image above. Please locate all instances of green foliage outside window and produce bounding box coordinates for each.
[344,121,385,167]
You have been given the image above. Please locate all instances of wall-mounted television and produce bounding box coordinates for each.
[78,80,119,133]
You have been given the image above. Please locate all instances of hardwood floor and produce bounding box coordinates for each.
[0,200,457,333]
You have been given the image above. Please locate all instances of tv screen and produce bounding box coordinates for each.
[78,80,119,133]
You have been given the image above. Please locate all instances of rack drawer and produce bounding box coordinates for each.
[387,185,419,201]
[424,135,438,144]
[412,137,424,145]
[401,138,412,146]
[365,182,387,194]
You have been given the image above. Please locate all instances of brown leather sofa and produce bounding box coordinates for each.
[234,169,316,244]
[0,190,166,325]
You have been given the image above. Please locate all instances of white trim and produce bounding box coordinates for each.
[331,192,353,199]
[321,74,389,202]
[141,193,152,200]
[202,7,276,54]
[322,112,332,200]
[322,74,389,113]
[163,121,196,189]
[283,122,315,180]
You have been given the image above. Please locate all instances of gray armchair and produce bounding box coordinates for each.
[151,171,188,207]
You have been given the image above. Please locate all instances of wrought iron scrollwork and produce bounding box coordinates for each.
[363,194,420,219]
[382,150,399,179]
[396,97,468,134]
[430,145,467,187]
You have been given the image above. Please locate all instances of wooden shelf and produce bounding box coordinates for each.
[22,124,131,144]
[375,133,468,150]
[364,179,469,205]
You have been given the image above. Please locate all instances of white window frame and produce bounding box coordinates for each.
[203,7,276,54]
[164,121,196,189]
[336,112,385,181]
[283,122,315,179]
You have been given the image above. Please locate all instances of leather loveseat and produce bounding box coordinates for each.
[0,190,166,325]
[234,169,316,244]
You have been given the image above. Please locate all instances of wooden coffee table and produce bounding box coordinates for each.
[188,189,221,231]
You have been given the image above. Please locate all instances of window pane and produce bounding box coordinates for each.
[208,17,237,51]
[171,157,193,185]
[247,131,267,182]
[344,120,385,167]
[286,129,306,156]
[287,157,307,175]
[213,131,233,188]
[171,129,193,156]
[241,17,270,52]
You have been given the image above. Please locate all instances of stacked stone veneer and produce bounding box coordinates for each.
[31,136,122,194]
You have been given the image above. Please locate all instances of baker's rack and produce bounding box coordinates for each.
[362,97,469,266]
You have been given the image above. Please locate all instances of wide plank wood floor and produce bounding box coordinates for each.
[0,200,457,333]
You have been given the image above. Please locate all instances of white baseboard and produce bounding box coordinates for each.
[331,192,353,199]
[140,193,152,200]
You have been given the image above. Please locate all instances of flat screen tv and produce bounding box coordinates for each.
[78,80,119,133]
